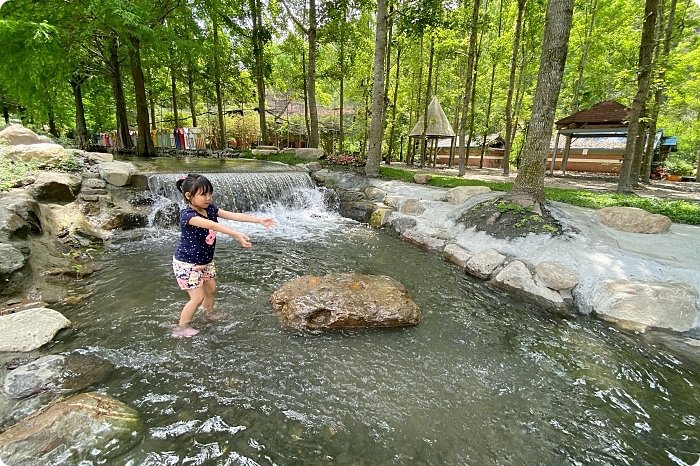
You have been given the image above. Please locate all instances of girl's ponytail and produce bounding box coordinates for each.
[176,176,186,193]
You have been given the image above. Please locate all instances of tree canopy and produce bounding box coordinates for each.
[0,0,698,167]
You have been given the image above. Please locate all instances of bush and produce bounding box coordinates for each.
[325,153,366,167]
[664,159,695,176]
[0,155,38,191]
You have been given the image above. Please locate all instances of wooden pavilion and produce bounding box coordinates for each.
[549,100,633,175]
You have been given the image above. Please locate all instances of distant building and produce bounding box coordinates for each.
[548,100,677,174]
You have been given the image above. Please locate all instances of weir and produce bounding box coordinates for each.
[147,171,317,212]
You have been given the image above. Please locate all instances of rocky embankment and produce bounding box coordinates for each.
[0,125,149,462]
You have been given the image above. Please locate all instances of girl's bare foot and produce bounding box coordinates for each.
[173,325,199,337]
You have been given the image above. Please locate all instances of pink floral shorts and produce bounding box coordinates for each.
[173,257,216,290]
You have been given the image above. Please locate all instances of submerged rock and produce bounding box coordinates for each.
[270,273,421,330]
[0,392,142,465]
[3,353,113,400]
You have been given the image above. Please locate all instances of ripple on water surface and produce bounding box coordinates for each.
[51,210,700,465]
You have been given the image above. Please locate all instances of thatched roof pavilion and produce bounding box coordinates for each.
[409,96,455,167]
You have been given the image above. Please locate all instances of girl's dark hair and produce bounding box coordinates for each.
[176,174,213,201]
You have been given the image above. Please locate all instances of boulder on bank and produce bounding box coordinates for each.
[295,148,324,160]
[0,124,43,145]
[596,206,672,234]
[98,161,135,187]
[32,172,82,203]
[0,392,142,466]
[0,308,71,352]
[270,272,421,330]
[591,280,699,333]
[5,143,68,167]
[493,261,569,314]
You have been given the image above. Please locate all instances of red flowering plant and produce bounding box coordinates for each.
[325,153,366,167]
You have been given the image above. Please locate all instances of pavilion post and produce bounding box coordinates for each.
[561,134,573,173]
[549,131,561,175]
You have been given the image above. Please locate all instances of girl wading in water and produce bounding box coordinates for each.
[172,174,276,337]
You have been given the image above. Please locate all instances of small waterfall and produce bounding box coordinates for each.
[147,171,336,228]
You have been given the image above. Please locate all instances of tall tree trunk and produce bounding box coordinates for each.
[339,48,345,154]
[147,68,156,130]
[458,0,481,176]
[617,0,659,193]
[571,0,597,112]
[70,78,88,150]
[414,36,424,133]
[503,0,526,176]
[364,0,388,176]
[383,6,393,133]
[419,39,435,169]
[362,82,369,157]
[46,106,58,137]
[642,0,676,183]
[467,12,487,170]
[480,0,503,168]
[171,65,179,129]
[188,62,197,127]
[130,35,155,157]
[250,0,267,143]
[507,0,575,205]
[302,50,310,145]
[2,105,8,125]
[213,15,226,150]
[108,34,132,151]
[307,0,319,148]
[387,46,401,164]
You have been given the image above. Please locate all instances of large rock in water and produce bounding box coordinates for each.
[0,392,142,465]
[270,273,421,330]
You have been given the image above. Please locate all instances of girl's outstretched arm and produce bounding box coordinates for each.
[188,216,252,248]
[217,209,276,229]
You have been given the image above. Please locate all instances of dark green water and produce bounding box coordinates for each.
[51,195,700,465]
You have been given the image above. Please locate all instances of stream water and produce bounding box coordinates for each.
[48,160,699,465]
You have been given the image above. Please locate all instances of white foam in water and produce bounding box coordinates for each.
[220,187,355,243]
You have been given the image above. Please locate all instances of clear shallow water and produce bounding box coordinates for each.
[50,191,700,465]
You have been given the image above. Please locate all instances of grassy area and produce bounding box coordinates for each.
[377,166,700,225]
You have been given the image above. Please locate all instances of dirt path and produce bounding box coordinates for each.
[387,163,700,203]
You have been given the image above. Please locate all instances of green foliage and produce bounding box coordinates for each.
[545,188,700,225]
[247,152,306,165]
[0,154,38,191]
[46,155,84,172]
[496,201,533,214]
[663,159,695,176]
